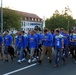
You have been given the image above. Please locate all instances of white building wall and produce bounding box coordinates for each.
[21,20,42,33]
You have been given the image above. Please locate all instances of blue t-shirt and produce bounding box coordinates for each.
[55,34,64,49]
[63,33,70,45]
[28,34,38,48]
[4,35,12,46]
[42,33,53,47]
[15,35,27,48]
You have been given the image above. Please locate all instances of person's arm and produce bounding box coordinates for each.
[62,38,64,49]
[15,36,18,47]
[35,35,38,49]
[9,35,13,46]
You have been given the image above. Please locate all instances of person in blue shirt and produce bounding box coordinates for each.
[0,34,3,60]
[70,29,76,63]
[54,30,65,67]
[38,28,53,64]
[4,30,13,62]
[63,30,70,58]
[28,30,38,64]
[26,30,31,55]
[60,28,65,35]
[15,31,27,63]
[34,29,42,58]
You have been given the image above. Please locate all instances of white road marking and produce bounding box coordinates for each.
[3,63,38,75]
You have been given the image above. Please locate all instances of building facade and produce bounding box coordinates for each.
[18,11,42,33]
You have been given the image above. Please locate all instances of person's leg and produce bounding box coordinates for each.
[19,47,24,60]
[0,52,1,59]
[8,46,14,61]
[64,45,69,58]
[30,48,35,59]
[74,46,76,62]
[28,48,35,64]
[4,46,9,62]
[54,48,60,67]
[70,45,75,59]
[40,46,46,61]
[38,44,42,57]
[60,49,66,64]
[24,49,27,57]
[47,47,52,63]
[0,47,3,60]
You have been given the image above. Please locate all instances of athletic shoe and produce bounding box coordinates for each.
[21,58,26,62]
[49,60,52,63]
[4,60,8,62]
[32,58,37,62]
[17,59,21,64]
[36,56,39,59]
[38,60,42,64]
[28,59,31,64]
[47,57,50,60]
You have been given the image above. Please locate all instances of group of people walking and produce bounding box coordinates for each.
[0,28,76,67]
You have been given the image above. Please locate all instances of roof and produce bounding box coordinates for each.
[17,11,42,19]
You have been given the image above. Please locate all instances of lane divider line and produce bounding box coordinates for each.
[3,63,38,75]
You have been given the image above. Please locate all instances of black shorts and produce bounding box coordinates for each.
[4,46,8,54]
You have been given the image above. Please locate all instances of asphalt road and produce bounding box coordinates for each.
[0,55,76,75]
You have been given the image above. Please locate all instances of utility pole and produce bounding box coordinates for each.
[1,0,3,33]
[43,16,45,29]
[68,20,69,32]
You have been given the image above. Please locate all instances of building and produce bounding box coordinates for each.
[18,11,42,33]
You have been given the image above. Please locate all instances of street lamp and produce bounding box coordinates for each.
[1,0,3,33]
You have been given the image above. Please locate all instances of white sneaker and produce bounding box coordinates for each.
[28,59,31,64]
[21,58,26,62]
[47,57,50,60]
[32,58,37,62]
[36,56,39,59]
[17,59,21,64]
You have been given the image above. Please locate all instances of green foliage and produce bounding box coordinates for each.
[0,7,21,31]
[45,6,75,30]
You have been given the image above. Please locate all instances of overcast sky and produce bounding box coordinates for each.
[1,0,76,19]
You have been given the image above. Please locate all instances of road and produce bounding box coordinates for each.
[0,55,76,75]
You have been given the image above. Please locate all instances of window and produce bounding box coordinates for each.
[27,28,29,30]
[32,18,34,21]
[26,28,28,31]
[35,19,37,21]
[32,28,33,30]
[25,17,27,20]
[24,22,26,26]
[38,19,40,21]
[28,23,29,26]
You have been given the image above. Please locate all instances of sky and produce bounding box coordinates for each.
[1,0,76,19]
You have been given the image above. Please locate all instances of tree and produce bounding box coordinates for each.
[0,8,21,31]
[45,6,75,31]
